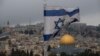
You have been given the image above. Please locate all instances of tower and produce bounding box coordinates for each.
[7,20,10,27]
[5,20,11,32]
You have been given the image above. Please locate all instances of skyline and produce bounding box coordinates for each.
[0,0,100,26]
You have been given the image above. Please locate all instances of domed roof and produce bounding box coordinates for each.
[60,34,75,45]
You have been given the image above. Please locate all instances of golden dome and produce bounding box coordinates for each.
[60,34,75,45]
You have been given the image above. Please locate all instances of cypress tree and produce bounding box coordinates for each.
[26,50,30,56]
[30,50,33,56]
[47,45,51,51]
[60,52,67,56]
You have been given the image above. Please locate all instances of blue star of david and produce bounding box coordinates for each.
[55,18,65,29]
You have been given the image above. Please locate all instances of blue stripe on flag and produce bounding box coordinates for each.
[67,8,79,17]
[44,9,67,16]
[43,34,52,41]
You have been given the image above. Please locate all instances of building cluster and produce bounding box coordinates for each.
[75,35,100,52]
[67,22,100,38]
[0,23,44,56]
[0,33,44,56]
[0,22,100,56]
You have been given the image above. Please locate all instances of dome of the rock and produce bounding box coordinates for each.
[60,34,75,45]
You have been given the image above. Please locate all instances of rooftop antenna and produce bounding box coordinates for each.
[28,17,32,36]
[29,17,31,25]
[5,16,11,32]
[28,17,32,30]
[7,16,10,27]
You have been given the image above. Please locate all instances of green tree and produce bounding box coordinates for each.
[26,50,30,56]
[75,49,100,56]
[30,50,33,56]
[34,54,40,56]
[48,52,56,56]
[24,30,28,34]
[97,26,100,32]
[0,29,2,34]
[60,52,67,56]
[29,30,34,35]
[11,48,15,56]
[47,45,51,51]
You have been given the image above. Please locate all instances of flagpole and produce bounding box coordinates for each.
[43,0,48,56]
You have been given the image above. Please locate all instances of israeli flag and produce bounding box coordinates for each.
[66,8,80,23]
[43,7,67,41]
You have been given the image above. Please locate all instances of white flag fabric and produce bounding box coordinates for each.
[43,7,80,41]
[43,6,67,41]
[66,8,80,23]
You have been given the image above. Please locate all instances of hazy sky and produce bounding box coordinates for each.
[0,0,100,26]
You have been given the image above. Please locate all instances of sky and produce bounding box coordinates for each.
[0,0,100,26]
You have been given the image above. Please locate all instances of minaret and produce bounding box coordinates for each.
[7,20,10,27]
[6,20,10,32]
[28,17,32,30]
